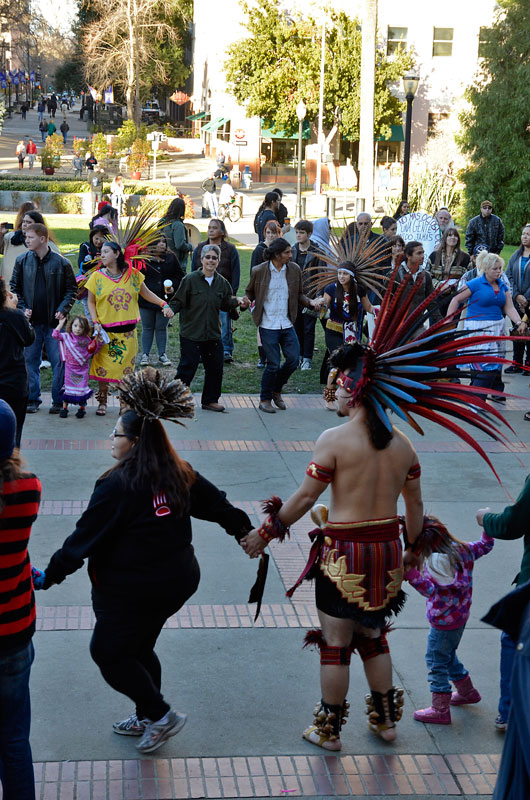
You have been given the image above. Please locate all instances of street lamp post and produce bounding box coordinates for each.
[295,99,306,221]
[401,74,420,202]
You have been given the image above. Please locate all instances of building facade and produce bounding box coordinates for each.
[191,0,498,185]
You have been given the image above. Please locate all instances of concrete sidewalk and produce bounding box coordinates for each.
[17,373,530,798]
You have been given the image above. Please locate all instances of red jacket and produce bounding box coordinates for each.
[26,142,37,155]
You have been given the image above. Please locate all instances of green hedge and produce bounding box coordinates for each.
[0,180,90,193]
[0,179,177,196]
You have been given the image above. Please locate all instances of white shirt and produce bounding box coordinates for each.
[261,262,291,330]
[219,183,235,204]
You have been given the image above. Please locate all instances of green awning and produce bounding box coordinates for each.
[202,116,230,132]
[376,124,404,142]
[261,120,311,140]
[186,112,207,120]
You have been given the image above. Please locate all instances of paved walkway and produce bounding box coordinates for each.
[15,365,530,799]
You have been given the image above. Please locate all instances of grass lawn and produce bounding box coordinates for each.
[1,213,520,397]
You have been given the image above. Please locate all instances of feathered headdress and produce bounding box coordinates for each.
[304,223,391,299]
[118,368,195,425]
[106,202,166,280]
[330,265,530,482]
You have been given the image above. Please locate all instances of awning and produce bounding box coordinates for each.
[376,124,404,142]
[202,116,230,133]
[261,120,311,140]
[186,112,207,120]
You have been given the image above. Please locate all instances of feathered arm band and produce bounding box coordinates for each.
[257,496,290,543]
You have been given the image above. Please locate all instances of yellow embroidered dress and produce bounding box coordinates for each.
[85,268,144,384]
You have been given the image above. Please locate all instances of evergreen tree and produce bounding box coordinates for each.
[225,0,412,142]
[459,0,530,243]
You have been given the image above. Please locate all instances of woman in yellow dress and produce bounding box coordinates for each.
[86,241,174,415]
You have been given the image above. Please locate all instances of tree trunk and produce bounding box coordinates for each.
[125,0,135,123]
[358,0,377,213]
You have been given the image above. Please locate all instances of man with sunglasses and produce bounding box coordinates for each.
[465,200,505,256]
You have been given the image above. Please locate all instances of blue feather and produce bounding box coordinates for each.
[385,365,440,373]
[372,380,417,403]
[371,395,393,431]
[382,350,439,363]
[372,387,410,422]
[377,375,431,391]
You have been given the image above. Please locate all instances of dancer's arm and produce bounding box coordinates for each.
[241,433,333,557]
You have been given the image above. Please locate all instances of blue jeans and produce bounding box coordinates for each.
[38,111,43,123]
[220,311,233,357]
[498,630,516,721]
[259,326,300,401]
[40,131,46,142]
[25,323,64,407]
[0,641,35,800]
[425,625,468,693]
[62,132,67,144]
[139,306,169,357]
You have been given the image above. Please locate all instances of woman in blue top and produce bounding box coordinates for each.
[505,225,530,373]
[447,252,526,400]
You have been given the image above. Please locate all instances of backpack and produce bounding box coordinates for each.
[253,209,264,234]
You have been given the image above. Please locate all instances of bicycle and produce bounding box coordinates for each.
[218,195,242,222]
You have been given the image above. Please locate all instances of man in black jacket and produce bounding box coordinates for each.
[10,223,77,414]
[465,200,504,255]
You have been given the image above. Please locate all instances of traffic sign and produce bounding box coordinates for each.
[234,128,246,141]
[231,139,247,146]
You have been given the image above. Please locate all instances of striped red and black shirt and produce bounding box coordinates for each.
[0,473,41,652]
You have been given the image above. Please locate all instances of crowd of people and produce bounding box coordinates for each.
[0,186,529,798]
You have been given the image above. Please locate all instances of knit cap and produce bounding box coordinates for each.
[0,400,16,462]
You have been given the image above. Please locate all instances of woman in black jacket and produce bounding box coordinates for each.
[139,236,185,366]
[36,370,252,755]
[0,278,35,445]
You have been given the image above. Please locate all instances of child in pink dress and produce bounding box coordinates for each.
[53,315,102,418]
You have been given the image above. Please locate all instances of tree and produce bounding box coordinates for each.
[55,60,85,94]
[458,0,530,243]
[80,0,191,126]
[225,0,412,144]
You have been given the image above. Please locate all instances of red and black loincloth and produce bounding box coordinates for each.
[288,517,406,628]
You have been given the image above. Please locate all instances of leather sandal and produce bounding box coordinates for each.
[96,403,107,416]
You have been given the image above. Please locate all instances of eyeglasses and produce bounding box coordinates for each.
[111,428,128,438]
[482,205,492,210]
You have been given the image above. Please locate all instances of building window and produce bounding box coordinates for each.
[428,112,450,138]
[432,27,453,57]
[387,26,407,55]
[478,27,490,57]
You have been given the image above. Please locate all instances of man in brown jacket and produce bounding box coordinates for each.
[244,238,320,413]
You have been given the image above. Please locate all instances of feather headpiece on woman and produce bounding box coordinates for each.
[118,367,195,425]
[106,202,165,280]
[329,265,530,483]
[304,222,391,299]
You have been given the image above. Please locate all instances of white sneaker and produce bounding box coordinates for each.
[158,353,172,366]
[140,354,149,366]
[301,358,312,370]
[136,709,187,754]
[40,360,51,370]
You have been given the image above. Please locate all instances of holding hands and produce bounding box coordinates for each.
[240,530,268,558]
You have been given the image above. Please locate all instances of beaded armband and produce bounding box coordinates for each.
[306,461,334,484]
[406,463,421,481]
[323,386,336,402]
[257,496,290,543]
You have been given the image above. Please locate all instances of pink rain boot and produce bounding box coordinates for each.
[450,675,481,706]
[413,692,451,724]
